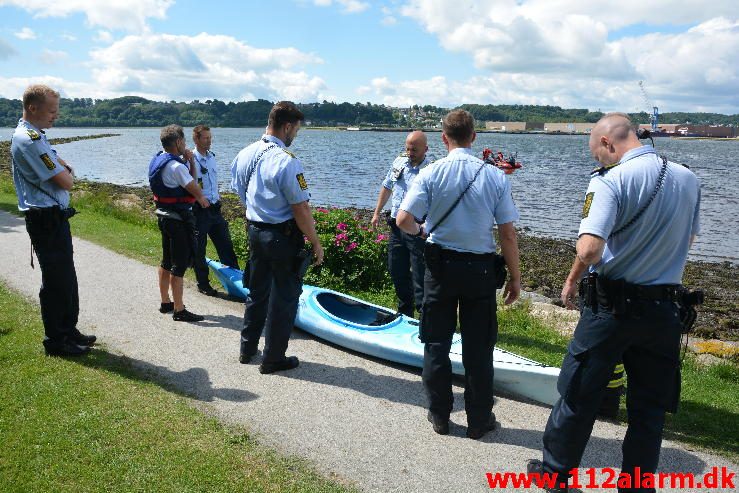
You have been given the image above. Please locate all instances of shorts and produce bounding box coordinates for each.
[158,216,192,277]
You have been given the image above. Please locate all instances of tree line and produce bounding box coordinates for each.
[0,97,736,127]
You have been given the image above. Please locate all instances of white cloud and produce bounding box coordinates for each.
[94,30,114,43]
[0,33,329,103]
[38,49,70,65]
[14,27,36,40]
[0,0,174,31]
[0,75,99,100]
[0,40,16,60]
[381,7,397,26]
[61,33,77,41]
[357,70,739,114]
[310,0,369,14]
[394,1,739,112]
[81,33,328,102]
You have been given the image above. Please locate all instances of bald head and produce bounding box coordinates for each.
[405,130,428,166]
[589,112,641,165]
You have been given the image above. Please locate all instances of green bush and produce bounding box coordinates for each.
[230,208,391,292]
[310,207,390,291]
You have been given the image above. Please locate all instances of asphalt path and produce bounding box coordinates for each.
[0,210,735,492]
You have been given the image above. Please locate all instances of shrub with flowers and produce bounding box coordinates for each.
[309,207,390,290]
[228,207,390,291]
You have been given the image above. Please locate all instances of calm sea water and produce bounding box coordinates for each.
[2,127,737,264]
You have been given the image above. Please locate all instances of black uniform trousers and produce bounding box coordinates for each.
[192,202,239,287]
[542,301,682,492]
[388,220,425,317]
[420,252,498,428]
[241,223,303,363]
[24,208,79,345]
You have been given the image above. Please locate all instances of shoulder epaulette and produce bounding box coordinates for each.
[591,162,620,176]
[26,129,41,141]
[282,148,297,159]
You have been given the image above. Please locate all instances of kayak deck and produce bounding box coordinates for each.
[208,258,560,406]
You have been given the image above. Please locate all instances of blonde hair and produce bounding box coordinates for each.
[22,84,60,110]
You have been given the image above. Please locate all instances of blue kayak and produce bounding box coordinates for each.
[208,259,560,406]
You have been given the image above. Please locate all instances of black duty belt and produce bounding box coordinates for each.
[581,275,680,302]
[249,219,296,230]
[439,248,494,261]
[24,206,60,217]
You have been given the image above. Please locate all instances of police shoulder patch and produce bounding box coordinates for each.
[582,192,594,218]
[40,153,56,171]
[27,129,41,141]
[296,173,308,191]
[282,148,297,159]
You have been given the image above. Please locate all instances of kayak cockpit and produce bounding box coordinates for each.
[315,292,401,328]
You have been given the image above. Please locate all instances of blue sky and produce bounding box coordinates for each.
[1,0,737,113]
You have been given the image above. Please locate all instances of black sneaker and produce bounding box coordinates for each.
[466,412,498,440]
[172,308,205,322]
[159,302,174,313]
[198,285,219,297]
[69,330,96,346]
[526,459,582,493]
[44,340,91,357]
[426,411,449,435]
[239,342,259,364]
[259,356,299,374]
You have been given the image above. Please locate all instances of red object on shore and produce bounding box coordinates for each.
[482,148,523,174]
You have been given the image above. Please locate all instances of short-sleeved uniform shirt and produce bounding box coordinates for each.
[381,154,429,218]
[160,159,194,189]
[579,145,701,285]
[230,134,310,223]
[400,147,519,254]
[11,119,68,210]
[193,149,220,203]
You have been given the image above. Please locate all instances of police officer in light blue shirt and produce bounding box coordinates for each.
[11,84,96,356]
[530,113,702,492]
[191,125,240,295]
[231,101,324,373]
[397,109,522,440]
[371,131,430,316]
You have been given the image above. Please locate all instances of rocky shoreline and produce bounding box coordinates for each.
[1,137,736,340]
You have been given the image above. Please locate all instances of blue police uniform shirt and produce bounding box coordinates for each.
[579,145,701,285]
[400,147,519,254]
[381,153,429,218]
[231,134,311,223]
[194,149,220,203]
[11,119,69,211]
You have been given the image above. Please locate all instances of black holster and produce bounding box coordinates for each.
[493,253,507,289]
[293,248,312,279]
[677,287,704,334]
[424,242,442,278]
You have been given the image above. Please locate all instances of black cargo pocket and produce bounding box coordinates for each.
[665,366,681,414]
[418,302,452,343]
[489,297,499,346]
[557,339,589,404]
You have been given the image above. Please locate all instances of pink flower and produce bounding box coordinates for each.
[374,233,387,243]
[345,242,358,252]
[317,208,329,213]
[336,222,348,231]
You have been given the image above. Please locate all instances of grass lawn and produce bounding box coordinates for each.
[0,165,737,466]
[0,282,355,493]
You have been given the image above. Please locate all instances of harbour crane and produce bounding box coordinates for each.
[638,80,659,132]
